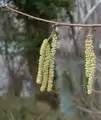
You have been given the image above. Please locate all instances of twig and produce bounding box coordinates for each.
[76,0,101,35]
[0,5,101,27]
[92,89,101,94]
[83,0,101,24]
[10,112,15,120]
[77,106,101,114]
[36,107,50,120]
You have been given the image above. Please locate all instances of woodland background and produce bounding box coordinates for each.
[0,0,100,120]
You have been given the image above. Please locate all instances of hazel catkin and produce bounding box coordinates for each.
[40,43,51,91]
[85,30,96,94]
[37,32,58,92]
[36,39,48,84]
[47,33,57,92]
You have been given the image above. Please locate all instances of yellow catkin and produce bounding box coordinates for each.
[85,30,96,94]
[40,43,51,92]
[36,39,48,84]
[47,33,57,92]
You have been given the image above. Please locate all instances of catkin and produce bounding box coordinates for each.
[40,43,51,91]
[37,32,58,92]
[85,30,96,94]
[47,33,57,92]
[36,39,48,84]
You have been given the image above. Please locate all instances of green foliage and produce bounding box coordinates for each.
[0,11,25,57]
[0,97,66,120]
[8,0,75,54]
[9,0,75,19]
[2,0,76,96]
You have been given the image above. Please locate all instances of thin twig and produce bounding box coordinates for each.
[93,89,101,94]
[0,5,101,27]
[77,106,101,114]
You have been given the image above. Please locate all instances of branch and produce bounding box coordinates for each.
[83,0,101,24]
[0,4,101,27]
[77,0,101,33]
[77,106,101,114]
[92,89,101,94]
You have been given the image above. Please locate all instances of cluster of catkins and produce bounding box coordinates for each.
[85,30,96,94]
[36,32,57,92]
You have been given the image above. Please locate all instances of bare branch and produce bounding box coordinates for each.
[76,0,101,34]
[0,4,101,27]
[77,106,101,114]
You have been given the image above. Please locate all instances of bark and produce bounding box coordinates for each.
[26,50,39,93]
[8,74,23,97]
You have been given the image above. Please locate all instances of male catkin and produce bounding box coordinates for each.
[47,33,57,92]
[36,39,48,84]
[40,43,51,91]
[85,30,96,94]
[37,32,57,92]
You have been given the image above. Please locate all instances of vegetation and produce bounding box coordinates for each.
[0,0,96,119]
[0,0,74,112]
[0,97,65,120]
[36,32,58,92]
[85,30,96,94]
[7,0,75,86]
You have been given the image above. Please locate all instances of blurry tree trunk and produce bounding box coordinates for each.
[8,73,23,97]
[3,11,24,97]
[26,50,38,93]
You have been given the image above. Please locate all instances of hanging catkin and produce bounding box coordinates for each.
[85,30,96,94]
[36,39,48,84]
[36,32,57,92]
[47,33,57,92]
[40,43,51,91]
